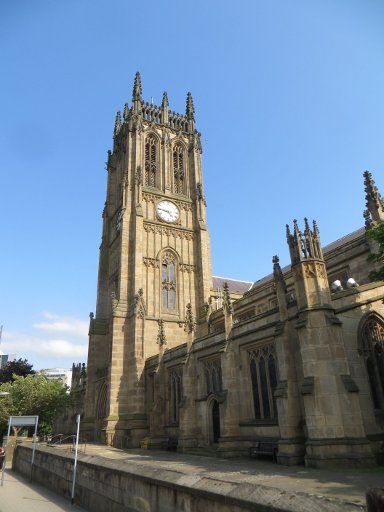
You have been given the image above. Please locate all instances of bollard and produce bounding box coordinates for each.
[366,488,384,512]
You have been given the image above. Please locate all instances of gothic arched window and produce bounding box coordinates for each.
[145,135,157,187]
[162,252,177,311]
[359,314,384,410]
[204,360,222,395]
[170,369,182,423]
[173,144,184,194]
[249,344,278,421]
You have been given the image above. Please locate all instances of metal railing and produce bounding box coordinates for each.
[46,434,87,454]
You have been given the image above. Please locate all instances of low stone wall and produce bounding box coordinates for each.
[13,444,365,512]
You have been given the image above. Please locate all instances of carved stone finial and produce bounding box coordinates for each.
[363,170,384,223]
[111,291,119,310]
[123,103,130,122]
[186,92,195,120]
[157,319,166,346]
[222,282,233,315]
[114,111,122,138]
[196,182,206,205]
[162,91,169,108]
[184,303,196,334]
[273,255,287,293]
[132,71,142,101]
[134,288,146,319]
[136,166,143,185]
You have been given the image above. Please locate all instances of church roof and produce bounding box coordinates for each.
[212,276,253,294]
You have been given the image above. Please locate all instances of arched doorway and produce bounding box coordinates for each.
[212,400,220,444]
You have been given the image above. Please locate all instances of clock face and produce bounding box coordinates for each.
[157,200,180,223]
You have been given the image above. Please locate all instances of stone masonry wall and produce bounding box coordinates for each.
[12,444,360,512]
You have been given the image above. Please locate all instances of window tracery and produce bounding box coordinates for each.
[204,360,222,395]
[162,252,177,311]
[145,135,157,187]
[173,144,184,194]
[248,344,278,420]
[359,314,384,410]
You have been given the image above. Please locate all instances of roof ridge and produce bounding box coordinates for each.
[212,275,253,283]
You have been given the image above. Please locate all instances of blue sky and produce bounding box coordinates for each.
[1,0,384,369]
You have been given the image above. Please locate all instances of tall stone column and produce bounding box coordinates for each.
[272,256,305,465]
[178,304,201,451]
[217,283,245,457]
[287,219,374,468]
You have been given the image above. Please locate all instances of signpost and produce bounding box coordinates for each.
[71,414,81,504]
[1,415,39,486]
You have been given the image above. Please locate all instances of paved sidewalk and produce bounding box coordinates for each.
[0,467,84,512]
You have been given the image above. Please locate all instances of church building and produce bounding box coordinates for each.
[83,74,384,468]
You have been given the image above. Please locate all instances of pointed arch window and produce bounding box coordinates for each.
[359,314,384,410]
[173,144,184,194]
[162,252,177,311]
[145,135,157,187]
[248,344,278,421]
[204,360,222,395]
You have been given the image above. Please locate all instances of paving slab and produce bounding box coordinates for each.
[0,467,85,512]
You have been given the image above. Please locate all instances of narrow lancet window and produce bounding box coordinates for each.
[162,252,177,311]
[249,344,278,421]
[145,135,157,187]
[173,145,184,194]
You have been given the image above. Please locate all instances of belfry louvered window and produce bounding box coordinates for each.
[249,344,278,421]
[173,145,184,194]
[145,135,157,187]
[162,252,176,311]
[359,314,384,410]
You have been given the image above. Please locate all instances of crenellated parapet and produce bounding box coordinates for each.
[286,218,323,265]
[286,218,330,310]
[112,72,198,141]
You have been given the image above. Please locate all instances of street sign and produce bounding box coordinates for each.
[1,415,39,486]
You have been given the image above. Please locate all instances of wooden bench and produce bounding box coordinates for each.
[161,437,178,451]
[249,441,278,462]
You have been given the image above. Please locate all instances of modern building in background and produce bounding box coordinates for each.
[0,353,16,369]
[83,74,384,468]
[41,368,73,388]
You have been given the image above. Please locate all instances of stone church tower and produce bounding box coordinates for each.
[83,73,212,446]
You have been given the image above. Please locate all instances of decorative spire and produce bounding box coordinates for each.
[162,91,169,108]
[113,111,122,138]
[222,282,233,315]
[273,255,287,293]
[157,319,166,346]
[186,92,195,121]
[132,72,142,101]
[286,218,323,264]
[123,103,130,122]
[184,303,196,334]
[363,170,384,223]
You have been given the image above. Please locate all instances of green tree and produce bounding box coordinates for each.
[0,374,72,435]
[367,221,384,281]
[0,358,35,384]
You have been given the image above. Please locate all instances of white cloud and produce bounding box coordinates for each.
[1,312,89,369]
[33,311,88,338]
